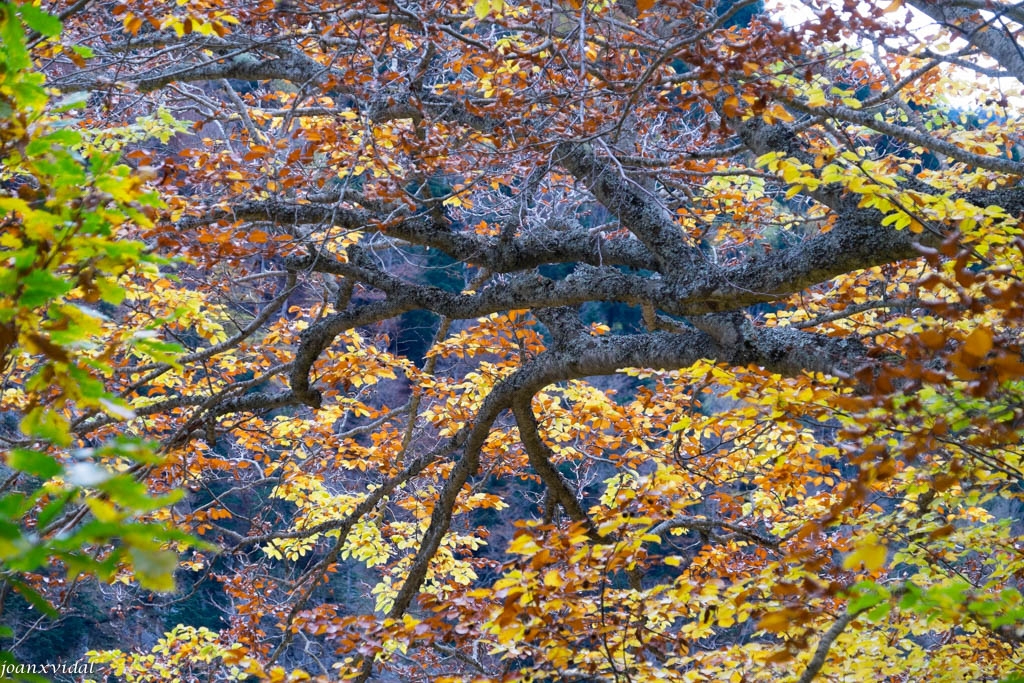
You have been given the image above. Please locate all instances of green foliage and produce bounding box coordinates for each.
[846,579,1024,631]
[0,1,200,666]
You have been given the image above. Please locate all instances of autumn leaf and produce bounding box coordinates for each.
[963,327,994,359]
[844,537,888,572]
[5,0,1024,682]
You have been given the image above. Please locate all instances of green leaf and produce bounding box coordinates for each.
[0,493,28,519]
[100,475,182,511]
[0,519,22,541]
[24,128,80,154]
[0,5,31,72]
[6,78,47,109]
[866,602,891,622]
[60,519,123,546]
[16,3,62,37]
[96,276,127,305]
[7,543,47,572]
[18,270,73,308]
[33,150,87,186]
[36,488,74,528]
[9,578,58,619]
[101,437,164,464]
[129,548,178,592]
[131,336,184,368]
[64,552,112,582]
[19,408,72,446]
[899,584,921,610]
[70,44,93,58]
[846,581,888,614]
[7,448,61,479]
[67,364,107,401]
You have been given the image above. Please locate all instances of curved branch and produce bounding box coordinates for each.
[512,394,598,536]
[907,0,1024,83]
[180,200,659,273]
[784,98,1024,176]
[795,609,864,683]
[650,515,784,548]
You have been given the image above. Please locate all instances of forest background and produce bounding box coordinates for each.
[1,0,1024,681]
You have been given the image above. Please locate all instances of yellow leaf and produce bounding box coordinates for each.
[508,533,540,556]
[806,87,827,108]
[843,540,887,571]
[780,161,802,184]
[597,517,625,536]
[543,570,564,588]
[86,497,122,523]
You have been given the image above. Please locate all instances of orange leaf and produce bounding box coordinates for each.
[722,96,740,117]
[918,329,946,350]
[757,611,794,633]
[963,327,993,359]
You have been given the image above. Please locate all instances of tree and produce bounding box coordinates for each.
[2,0,1024,680]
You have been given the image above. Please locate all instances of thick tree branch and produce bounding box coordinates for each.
[181,201,659,273]
[513,394,598,535]
[554,142,702,275]
[907,0,1024,84]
